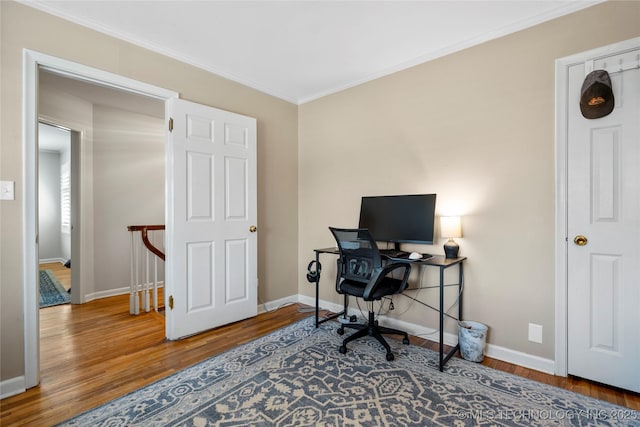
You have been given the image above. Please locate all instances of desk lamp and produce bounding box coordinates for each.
[440,216,462,259]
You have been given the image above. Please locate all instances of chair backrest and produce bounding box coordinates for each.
[329,227,382,285]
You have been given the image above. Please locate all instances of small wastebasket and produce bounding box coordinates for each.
[458,321,488,362]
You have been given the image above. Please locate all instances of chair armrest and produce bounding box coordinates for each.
[362,262,411,300]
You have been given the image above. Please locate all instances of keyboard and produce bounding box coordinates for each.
[380,250,432,261]
[379,249,406,257]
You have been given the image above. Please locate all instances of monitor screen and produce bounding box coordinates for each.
[358,194,437,245]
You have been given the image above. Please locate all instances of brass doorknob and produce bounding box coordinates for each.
[249,225,257,233]
[573,235,588,246]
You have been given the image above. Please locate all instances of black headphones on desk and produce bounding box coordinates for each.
[306,260,322,283]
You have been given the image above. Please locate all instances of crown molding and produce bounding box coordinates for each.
[19,0,604,105]
[298,1,604,104]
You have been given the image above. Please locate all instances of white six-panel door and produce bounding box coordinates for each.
[567,51,640,392]
[166,99,257,339]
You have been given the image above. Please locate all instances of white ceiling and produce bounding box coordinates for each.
[23,1,601,104]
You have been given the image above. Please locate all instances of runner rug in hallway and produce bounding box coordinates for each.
[39,269,70,308]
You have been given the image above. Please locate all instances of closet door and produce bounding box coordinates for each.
[567,52,640,393]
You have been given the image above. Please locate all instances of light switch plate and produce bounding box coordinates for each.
[1,181,15,200]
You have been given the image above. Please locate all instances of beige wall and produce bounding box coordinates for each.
[2,0,639,390]
[39,85,167,297]
[93,105,165,294]
[298,1,640,360]
[39,84,97,304]
[0,1,298,383]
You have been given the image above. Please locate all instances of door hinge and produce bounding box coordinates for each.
[168,117,174,132]
[169,295,174,310]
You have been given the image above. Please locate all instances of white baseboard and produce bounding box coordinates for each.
[258,294,301,314]
[295,294,555,375]
[485,344,555,375]
[86,286,130,301]
[0,376,25,399]
[85,282,165,303]
[39,258,65,265]
[297,294,342,315]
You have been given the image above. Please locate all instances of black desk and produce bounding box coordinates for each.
[312,247,466,371]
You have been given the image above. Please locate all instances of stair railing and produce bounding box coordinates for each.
[127,225,165,315]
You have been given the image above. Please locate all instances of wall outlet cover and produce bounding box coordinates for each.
[528,323,543,343]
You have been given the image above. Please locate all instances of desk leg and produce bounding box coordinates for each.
[438,263,464,372]
[458,263,463,324]
[439,267,444,371]
[439,262,463,370]
[315,252,320,328]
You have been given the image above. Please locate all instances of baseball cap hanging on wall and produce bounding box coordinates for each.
[580,70,614,119]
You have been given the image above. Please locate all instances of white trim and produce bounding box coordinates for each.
[485,344,555,375]
[0,376,26,400]
[83,282,165,303]
[298,2,604,104]
[39,258,66,265]
[554,37,640,377]
[554,51,570,378]
[20,0,602,105]
[298,294,342,316]
[23,50,40,390]
[18,1,297,104]
[375,315,459,348]
[258,294,301,314]
[23,49,178,390]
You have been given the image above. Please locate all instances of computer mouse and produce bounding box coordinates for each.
[409,252,422,260]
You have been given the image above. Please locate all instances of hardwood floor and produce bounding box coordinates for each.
[1,291,637,426]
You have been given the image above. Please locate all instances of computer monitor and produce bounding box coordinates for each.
[358,194,437,246]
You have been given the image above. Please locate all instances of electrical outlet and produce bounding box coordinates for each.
[1,181,15,200]
[528,323,543,343]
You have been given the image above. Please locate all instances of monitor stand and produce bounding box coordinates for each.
[379,242,407,258]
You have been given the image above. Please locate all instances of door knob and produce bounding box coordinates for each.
[249,225,257,233]
[573,235,588,246]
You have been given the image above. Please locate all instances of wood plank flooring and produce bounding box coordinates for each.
[1,270,638,426]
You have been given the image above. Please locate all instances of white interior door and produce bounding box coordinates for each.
[165,98,257,339]
[567,51,640,392]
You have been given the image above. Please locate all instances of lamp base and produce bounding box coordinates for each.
[444,239,459,259]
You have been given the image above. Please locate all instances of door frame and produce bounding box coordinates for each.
[22,49,178,389]
[554,36,640,377]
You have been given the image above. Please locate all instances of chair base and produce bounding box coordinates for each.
[337,311,409,361]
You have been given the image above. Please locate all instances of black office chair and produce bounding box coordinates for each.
[329,227,412,361]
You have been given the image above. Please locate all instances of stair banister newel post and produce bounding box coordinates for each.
[127,225,165,315]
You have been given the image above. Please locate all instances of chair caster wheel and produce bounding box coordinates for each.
[339,345,347,354]
[386,353,395,361]
[403,337,410,345]
[337,327,344,336]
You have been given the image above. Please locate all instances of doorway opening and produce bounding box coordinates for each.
[23,49,178,389]
[38,68,167,304]
[38,122,72,307]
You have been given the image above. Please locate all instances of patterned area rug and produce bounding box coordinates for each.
[58,317,639,426]
[39,269,70,308]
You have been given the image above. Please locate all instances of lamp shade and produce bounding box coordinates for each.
[440,216,462,239]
